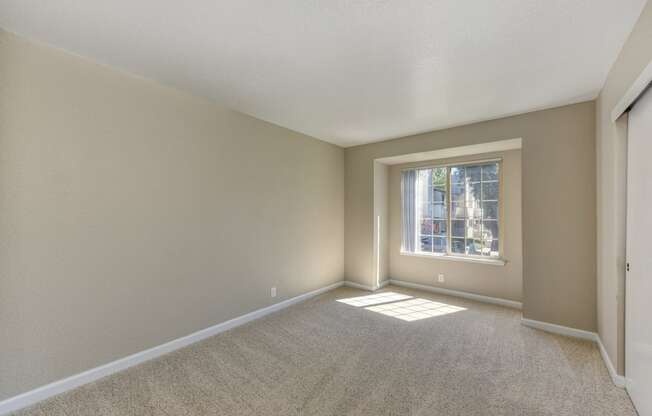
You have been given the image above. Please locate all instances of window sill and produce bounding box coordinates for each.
[399,251,506,266]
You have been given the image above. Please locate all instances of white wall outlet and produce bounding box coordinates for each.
[437,274,445,283]
[271,287,277,298]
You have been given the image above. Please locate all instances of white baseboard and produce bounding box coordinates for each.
[521,318,626,389]
[521,318,597,341]
[343,281,375,291]
[0,281,344,415]
[389,278,523,310]
[596,337,626,388]
[343,279,391,292]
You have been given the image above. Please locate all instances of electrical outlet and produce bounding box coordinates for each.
[437,274,445,283]
[271,287,277,298]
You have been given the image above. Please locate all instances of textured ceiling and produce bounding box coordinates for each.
[0,1,646,146]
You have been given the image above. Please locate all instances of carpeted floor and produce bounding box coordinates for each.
[13,285,636,415]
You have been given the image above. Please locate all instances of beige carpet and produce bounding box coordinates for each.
[12,285,636,416]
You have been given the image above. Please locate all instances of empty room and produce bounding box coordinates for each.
[1,1,651,415]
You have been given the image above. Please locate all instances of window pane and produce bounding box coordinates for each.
[480,240,490,256]
[451,203,466,219]
[420,236,433,252]
[483,181,499,200]
[466,239,482,255]
[433,236,447,253]
[451,182,465,204]
[483,239,499,257]
[431,167,447,186]
[450,166,465,183]
[467,219,482,239]
[490,239,499,255]
[482,164,499,180]
[482,201,498,220]
[433,220,447,236]
[483,220,499,240]
[466,166,481,182]
[432,187,446,203]
[451,238,465,253]
[467,206,482,219]
[432,203,447,219]
[467,182,481,205]
[420,218,433,235]
[451,220,465,237]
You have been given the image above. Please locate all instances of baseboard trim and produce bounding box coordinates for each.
[389,279,522,310]
[343,281,375,291]
[376,279,390,290]
[521,318,597,341]
[0,281,344,415]
[520,318,626,388]
[596,337,626,388]
[342,279,393,292]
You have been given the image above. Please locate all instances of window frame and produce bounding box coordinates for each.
[402,157,504,263]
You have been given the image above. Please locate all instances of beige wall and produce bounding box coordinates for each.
[388,150,522,302]
[0,31,344,400]
[345,101,596,331]
[596,0,652,376]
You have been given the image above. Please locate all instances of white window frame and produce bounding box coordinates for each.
[401,158,505,266]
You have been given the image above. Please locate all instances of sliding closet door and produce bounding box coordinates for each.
[626,86,652,416]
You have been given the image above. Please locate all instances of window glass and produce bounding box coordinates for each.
[451,238,465,254]
[482,181,499,201]
[420,236,433,252]
[433,220,447,236]
[466,165,482,182]
[482,164,498,180]
[450,167,465,183]
[482,201,498,220]
[408,162,500,258]
[433,204,447,219]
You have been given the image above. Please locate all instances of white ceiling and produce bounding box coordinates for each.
[0,1,646,147]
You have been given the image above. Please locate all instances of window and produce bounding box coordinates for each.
[401,161,500,258]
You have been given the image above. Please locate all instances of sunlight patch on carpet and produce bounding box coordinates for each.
[365,298,466,321]
[336,292,412,307]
